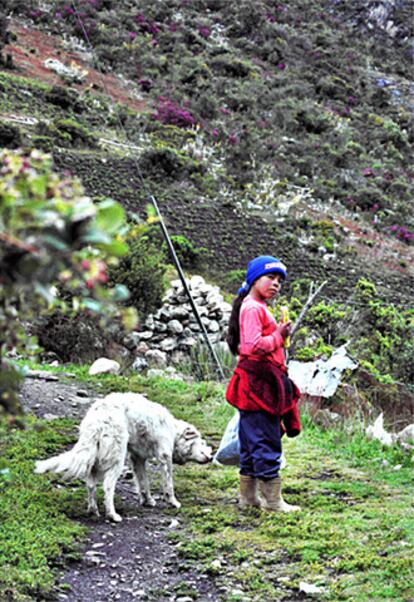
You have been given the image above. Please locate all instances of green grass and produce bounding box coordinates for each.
[0,415,85,601]
[1,362,413,601]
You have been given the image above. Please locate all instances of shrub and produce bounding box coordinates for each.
[33,311,121,363]
[0,121,22,148]
[45,85,84,112]
[54,118,98,148]
[107,224,167,320]
[152,98,196,128]
[169,235,208,270]
[0,149,136,413]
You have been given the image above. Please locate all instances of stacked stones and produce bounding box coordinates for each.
[129,276,232,368]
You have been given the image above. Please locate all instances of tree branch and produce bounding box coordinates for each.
[291,280,328,339]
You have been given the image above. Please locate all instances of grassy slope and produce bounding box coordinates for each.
[0,366,412,601]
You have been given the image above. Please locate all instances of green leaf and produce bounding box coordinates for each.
[121,306,138,330]
[30,176,47,198]
[34,284,57,304]
[95,199,125,234]
[112,284,130,301]
[82,230,112,245]
[82,298,102,312]
[42,234,69,251]
[99,240,129,256]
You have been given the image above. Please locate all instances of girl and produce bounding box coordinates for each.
[226,255,301,512]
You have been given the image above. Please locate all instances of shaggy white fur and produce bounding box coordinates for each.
[35,392,212,522]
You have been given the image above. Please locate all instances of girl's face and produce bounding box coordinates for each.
[250,273,283,301]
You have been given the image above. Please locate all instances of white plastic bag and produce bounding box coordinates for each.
[213,412,240,466]
[213,411,287,468]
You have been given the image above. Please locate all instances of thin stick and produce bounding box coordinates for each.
[291,280,328,338]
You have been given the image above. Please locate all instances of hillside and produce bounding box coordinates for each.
[0,0,413,382]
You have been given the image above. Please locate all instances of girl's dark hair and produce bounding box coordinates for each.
[226,290,248,355]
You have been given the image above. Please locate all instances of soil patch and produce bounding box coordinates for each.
[4,21,146,112]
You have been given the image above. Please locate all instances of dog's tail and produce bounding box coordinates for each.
[35,421,100,481]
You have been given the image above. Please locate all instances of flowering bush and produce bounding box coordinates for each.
[387,225,413,243]
[0,149,137,413]
[152,97,196,128]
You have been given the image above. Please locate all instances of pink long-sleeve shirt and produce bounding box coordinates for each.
[238,296,286,367]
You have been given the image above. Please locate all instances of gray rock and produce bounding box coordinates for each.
[167,319,184,335]
[136,342,150,355]
[131,357,148,372]
[136,330,153,341]
[179,336,197,347]
[145,349,167,367]
[207,320,220,333]
[144,315,154,330]
[76,389,89,397]
[123,332,141,350]
[88,358,120,375]
[154,321,167,333]
[169,306,189,320]
[160,337,178,352]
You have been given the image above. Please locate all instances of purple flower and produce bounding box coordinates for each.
[153,98,196,128]
[212,128,219,138]
[228,133,238,145]
[128,31,137,40]
[219,106,231,115]
[277,62,286,70]
[148,22,160,36]
[198,26,211,38]
[362,167,374,177]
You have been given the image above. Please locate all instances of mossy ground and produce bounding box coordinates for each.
[1,364,412,601]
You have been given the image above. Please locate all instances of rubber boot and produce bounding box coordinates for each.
[239,474,261,509]
[259,477,300,512]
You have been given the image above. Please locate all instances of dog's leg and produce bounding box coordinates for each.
[86,475,100,517]
[131,457,156,507]
[159,453,181,509]
[103,464,124,522]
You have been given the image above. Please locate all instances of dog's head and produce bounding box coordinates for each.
[173,420,213,465]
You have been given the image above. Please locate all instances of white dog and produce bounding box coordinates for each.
[35,392,212,522]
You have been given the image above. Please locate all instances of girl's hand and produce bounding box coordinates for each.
[277,320,292,339]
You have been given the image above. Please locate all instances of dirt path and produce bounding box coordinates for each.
[19,375,222,602]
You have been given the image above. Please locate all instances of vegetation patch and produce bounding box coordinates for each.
[0,416,85,600]
[1,367,413,601]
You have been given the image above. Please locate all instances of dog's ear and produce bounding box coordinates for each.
[182,425,198,440]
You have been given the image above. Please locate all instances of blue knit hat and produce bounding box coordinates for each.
[238,255,287,295]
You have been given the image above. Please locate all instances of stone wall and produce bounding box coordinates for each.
[127,275,232,368]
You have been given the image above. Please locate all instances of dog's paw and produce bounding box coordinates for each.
[87,505,100,517]
[108,512,123,523]
[143,496,156,507]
